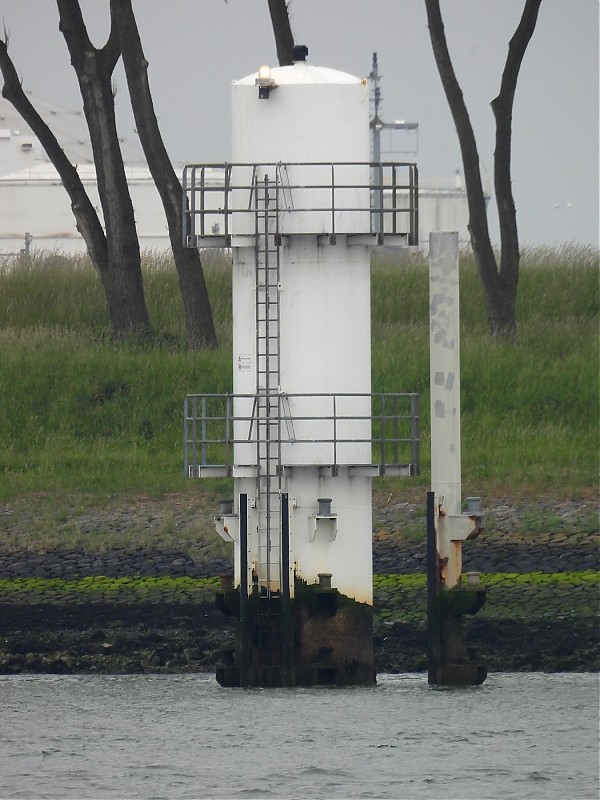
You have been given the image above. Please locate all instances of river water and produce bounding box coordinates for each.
[0,672,597,799]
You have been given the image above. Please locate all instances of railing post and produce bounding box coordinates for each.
[277,393,282,471]
[199,166,206,239]
[191,166,198,244]
[191,396,198,478]
[182,167,189,248]
[330,163,336,243]
[410,393,420,476]
[411,165,419,247]
[391,165,397,235]
[332,394,338,467]
[379,394,386,471]
[199,397,206,469]
[183,396,189,477]
[225,394,232,474]
[377,163,385,242]
[223,162,231,242]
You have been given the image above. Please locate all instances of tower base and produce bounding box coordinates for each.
[429,611,488,686]
[215,578,375,687]
[427,492,488,686]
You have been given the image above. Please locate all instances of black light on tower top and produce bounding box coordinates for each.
[292,44,308,62]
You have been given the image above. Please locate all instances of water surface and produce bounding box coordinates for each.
[1,672,597,799]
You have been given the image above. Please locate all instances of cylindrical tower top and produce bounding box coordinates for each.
[231,62,370,235]
[231,63,369,164]
[234,63,362,88]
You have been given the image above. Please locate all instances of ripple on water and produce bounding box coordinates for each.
[0,673,597,800]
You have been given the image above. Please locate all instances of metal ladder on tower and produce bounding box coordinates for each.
[253,169,285,682]
[254,171,282,595]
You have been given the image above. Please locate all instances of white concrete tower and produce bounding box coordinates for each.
[230,61,373,607]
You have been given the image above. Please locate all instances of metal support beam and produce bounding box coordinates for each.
[426,490,441,684]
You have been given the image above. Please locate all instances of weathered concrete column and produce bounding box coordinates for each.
[428,232,486,686]
[429,231,471,587]
[429,233,461,491]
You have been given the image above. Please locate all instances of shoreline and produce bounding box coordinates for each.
[0,565,597,675]
[1,494,597,676]
[1,597,597,675]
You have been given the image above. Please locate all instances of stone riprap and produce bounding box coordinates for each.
[0,495,597,675]
[0,570,597,675]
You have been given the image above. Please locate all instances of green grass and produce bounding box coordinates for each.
[372,245,599,494]
[0,245,597,506]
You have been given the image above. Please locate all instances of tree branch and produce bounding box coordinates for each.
[267,0,294,66]
[492,0,542,291]
[102,12,122,74]
[495,0,543,114]
[57,0,150,337]
[424,0,497,281]
[110,0,217,347]
[57,0,92,73]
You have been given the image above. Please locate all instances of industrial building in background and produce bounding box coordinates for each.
[0,93,165,257]
[0,54,475,259]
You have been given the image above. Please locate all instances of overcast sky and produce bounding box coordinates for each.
[0,0,598,247]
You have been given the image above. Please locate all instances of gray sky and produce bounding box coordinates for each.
[1,0,598,247]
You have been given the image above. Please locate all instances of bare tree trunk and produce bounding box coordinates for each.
[267,0,295,66]
[491,0,543,332]
[424,0,542,336]
[110,0,217,349]
[57,0,151,339]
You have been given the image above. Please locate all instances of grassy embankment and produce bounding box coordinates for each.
[0,244,598,556]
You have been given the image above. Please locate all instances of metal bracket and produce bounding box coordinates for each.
[444,513,484,542]
[214,514,239,543]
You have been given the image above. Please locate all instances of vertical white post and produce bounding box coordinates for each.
[429,232,461,513]
[429,232,464,588]
[427,232,487,686]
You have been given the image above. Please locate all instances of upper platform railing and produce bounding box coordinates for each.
[182,161,418,247]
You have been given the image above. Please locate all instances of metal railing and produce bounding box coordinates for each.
[184,392,420,478]
[181,161,419,247]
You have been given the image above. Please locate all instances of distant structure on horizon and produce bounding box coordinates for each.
[367,52,478,251]
[0,74,481,258]
[0,92,167,257]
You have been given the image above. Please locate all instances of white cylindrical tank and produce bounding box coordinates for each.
[230,60,374,603]
[231,62,372,467]
[232,64,368,163]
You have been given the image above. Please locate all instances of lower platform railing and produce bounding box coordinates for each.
[184,392,420,478]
